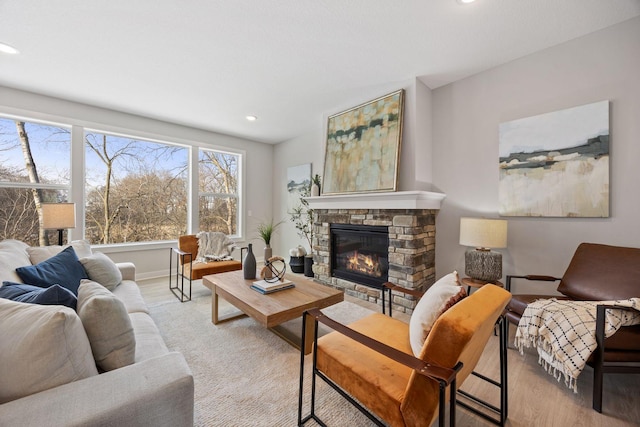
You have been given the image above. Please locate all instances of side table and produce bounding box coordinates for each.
[460,277,504,295]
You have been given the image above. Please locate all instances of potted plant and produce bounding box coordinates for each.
[311,174,321,196]
[289,185,315,277]
[257,218,282,262]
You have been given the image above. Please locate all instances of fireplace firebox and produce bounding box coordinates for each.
[330,224,389,289]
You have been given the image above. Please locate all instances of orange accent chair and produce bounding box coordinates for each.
[298,284,511,427]
[169,234,242,302]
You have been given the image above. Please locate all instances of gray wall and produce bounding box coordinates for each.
[274,17,640,294]
[432,17,640,292]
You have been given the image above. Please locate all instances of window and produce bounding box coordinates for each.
[199,149,240,236]
[0,117,71,246]
[0,113,244,247]
[84,131,189,244]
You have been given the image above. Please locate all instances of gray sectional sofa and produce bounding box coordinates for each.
[0,239,194,426]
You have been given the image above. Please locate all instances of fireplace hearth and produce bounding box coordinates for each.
[331,224,389,289]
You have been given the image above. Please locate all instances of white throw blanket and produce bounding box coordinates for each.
[515,297,640,392]
[195,232,236,263]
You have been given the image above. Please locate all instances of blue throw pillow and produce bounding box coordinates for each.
[0,282,77,310]
[15,246,88,295]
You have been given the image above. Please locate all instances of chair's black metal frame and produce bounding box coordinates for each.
[169,247,192,303]
[382,282,509,426]
[593,304,640,413]
[298,308,462,427]
[456,316,508,426]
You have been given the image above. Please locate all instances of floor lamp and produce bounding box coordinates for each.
[42,203,76,245]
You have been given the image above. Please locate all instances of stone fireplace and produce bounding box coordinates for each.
[306,191,445,314]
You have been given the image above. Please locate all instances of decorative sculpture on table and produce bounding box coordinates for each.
[260,256,287,283]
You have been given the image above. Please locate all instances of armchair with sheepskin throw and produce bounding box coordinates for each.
[298,283,511,427]
[169,232,242,302]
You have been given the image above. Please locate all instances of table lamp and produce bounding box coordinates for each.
[42,203,76,245]
[459,217,507,282]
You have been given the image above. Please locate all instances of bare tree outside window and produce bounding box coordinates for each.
[84,131,189,244]
[0,118,71,246]
[199,150,239,236]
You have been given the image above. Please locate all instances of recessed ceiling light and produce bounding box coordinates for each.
[246,115,257,121]
[457,0,476,4]
[0,42,19,54]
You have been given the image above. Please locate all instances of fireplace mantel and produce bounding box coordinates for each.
[305,190,446,210]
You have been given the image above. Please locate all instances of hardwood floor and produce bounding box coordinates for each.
[139,276,640,426]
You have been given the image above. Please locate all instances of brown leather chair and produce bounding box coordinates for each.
[298,285,511,427]
[169,234,242,302]
[505,242,640,413]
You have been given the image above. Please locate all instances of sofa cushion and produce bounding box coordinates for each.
[0,239,31,284]
[409,271,467,356]
[27,240,93,265]
[77,280,136,371]
[0,281,77,309]
[15,246,88,295]
[0,298,98,404]
[112,280,149,314]
[130,312,170,362]
[79,251,122,291]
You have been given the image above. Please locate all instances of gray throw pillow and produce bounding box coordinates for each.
[0,299,98,404]
[79,252,122,291]
[77,280,136,371]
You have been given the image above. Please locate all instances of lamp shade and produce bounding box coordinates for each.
[41,203,76,230]
[459,217,507,249]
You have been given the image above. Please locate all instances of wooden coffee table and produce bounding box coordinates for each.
[202,270,344,354]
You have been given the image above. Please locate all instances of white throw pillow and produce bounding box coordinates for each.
[409,271,467,356]
[27,240,93,265]
[0,239,31,284]
[77,280,136,371]
[79,252,122,291]
[0,299,98,404]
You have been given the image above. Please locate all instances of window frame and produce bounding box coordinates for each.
[0,114,72,191]
[0,111,246,248]
[198,147,242,239]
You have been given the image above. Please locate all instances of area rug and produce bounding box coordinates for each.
[148,293,378,426]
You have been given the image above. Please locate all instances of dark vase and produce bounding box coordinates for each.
[243,243,256,279]
[304,255,314,277]
[289,256,304,274]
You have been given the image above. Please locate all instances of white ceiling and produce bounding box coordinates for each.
[1,0,639,144]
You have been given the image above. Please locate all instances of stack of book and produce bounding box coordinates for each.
[251,279,295,294]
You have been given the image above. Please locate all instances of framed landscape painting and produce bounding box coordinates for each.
[498,100,610,217]
[287,163,311,212]
[322,89,404,195]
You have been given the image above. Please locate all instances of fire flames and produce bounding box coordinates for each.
[346,251,383,277]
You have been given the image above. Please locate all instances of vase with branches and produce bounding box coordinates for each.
[289,185,315,276]
[289,186,313,252]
